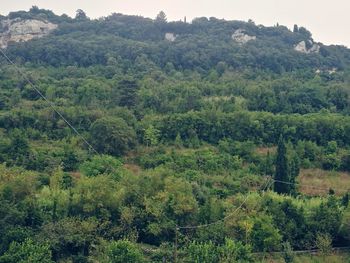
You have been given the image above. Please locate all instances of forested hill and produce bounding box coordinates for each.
[2,6,350,263]
[2,7,350,72]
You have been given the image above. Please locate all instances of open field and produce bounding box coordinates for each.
[298,169,350,196]
[258,251,350,263]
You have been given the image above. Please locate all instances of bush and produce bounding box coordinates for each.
[107,240,145,263]
[80,155,122,178]
[0,238,53,263]
[90,117,136,156]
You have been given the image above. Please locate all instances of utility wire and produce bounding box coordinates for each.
[177,177,273,230]
[0,48,98,154]
[1,48,349,231]
[274,179,350,192]
[0,48,146,199]
[177,176,350,231]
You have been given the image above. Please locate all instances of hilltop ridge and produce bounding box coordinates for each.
[1,7,350,73]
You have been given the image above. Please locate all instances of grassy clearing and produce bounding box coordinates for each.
[294,253,350,263]
[298,169,350,196]
[257,251,350,263]
[255,146,276,155]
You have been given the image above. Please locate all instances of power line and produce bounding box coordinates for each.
[177,177,273,230]
[176,176,350,231]
[0,48,98,155]
[1,48,349,230]
[0,48,147,199]
[274,179,350,192]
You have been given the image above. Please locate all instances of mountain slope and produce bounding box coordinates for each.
[1,7,350,72]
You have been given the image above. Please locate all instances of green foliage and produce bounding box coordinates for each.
[107,240,144,263]
[282,241,295,263]
[155,11,167,23]
[143,125,160,146]
[39,217,98,261]
[90,117,136,156]
[274,136,290,194]
[185,241,219,263]
[0,7,350,262]
[340,207,350,241]
[0,239,53,263]
[311,196,342,238]
[219,239,253,262]
[250,214,282,252]
[316,233,332,256]
[185,239,252,263]
[80,155,122,178]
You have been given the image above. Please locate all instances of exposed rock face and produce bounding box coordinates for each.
[294,40,320,54]
[328,68,337,74]
[0,18,57,48]
[232,29,256,44]
[165,32,176,42]
[315,68,337,74]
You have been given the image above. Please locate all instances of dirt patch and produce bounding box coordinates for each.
[255,146,276,155]
[124,163,142,175]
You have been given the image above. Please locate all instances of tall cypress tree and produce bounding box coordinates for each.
[289,153,300,196]
[274,136,289,194]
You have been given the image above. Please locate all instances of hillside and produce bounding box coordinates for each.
[0,7,350,263]
[1,7,350,72]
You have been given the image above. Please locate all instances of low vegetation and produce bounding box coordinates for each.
[0,6,350,262]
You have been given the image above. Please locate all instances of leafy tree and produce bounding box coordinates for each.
[8,129,30,166]
[186,241,218,263]
[0,239,53,263]
[107,240,144,263]
[61,146,79,172]
[219,239,253,262]
[340,207,350,241]
[250,215,282,252]
[118,78,139,108]
[39,218,97,261]
[80,155,122,178]
[144,125,160,146]
[316,233,332,256]
[90,117,136,156]
[75,9,88,20]
[311,196,342,239]
[155,11,167,23]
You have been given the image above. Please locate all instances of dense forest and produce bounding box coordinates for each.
[1,6,350,262]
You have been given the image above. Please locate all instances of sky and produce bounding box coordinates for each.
[1,0,349,47]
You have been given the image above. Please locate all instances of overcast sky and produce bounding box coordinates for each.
[1,0,349,47]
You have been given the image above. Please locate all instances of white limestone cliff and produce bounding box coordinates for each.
[294,40,320,54]
[165,33,176,42]
[231,29,256,44]
[0,18,57,48]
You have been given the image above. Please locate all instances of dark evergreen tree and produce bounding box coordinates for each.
[289,153,300,196]
[8,129,30,166]
[342,193,349,207]
[274,136,289,194]
[75,9,88,20]
[293,24,299,33]
[155,11,167,23]
[118,77,139,108]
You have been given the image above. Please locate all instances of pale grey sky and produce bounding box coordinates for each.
[1,0,349,47]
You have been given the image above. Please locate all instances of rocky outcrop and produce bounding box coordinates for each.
[165,33,176,42]
[315,68,337,74]
[0,18,57,48]
[294,40,320,54]
[232,29,256,44]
